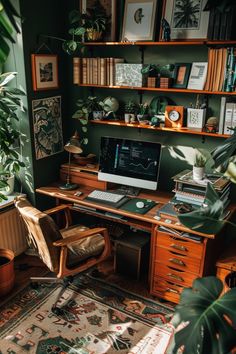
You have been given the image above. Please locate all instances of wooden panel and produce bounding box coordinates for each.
[157,230,204,258]
[153,262,197,286]
[155,247,201,273]
[151,276,183,303]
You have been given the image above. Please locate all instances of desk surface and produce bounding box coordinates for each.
[36,184,226,239]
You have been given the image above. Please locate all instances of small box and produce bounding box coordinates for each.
[115,63,147,87]
[147,77,157,88]
[160,77,172,88]
[187,108,206,130]
[114,232,150,280]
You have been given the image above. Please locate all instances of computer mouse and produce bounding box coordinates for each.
[136,201,145,209]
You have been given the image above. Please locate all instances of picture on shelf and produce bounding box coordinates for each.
[31,54,58,91]
[81,0,116,41]
[32,96,64,160]
[160,0,209,40]
[172,63,192,88]
[187,62,208,90]
[121,0,157,41]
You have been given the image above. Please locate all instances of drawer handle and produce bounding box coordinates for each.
[167,273,184,282]
[171,243,187,252]
[167,288,180,294]
[169,258,185,266]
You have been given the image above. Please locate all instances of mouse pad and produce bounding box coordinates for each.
[119,198,156,214]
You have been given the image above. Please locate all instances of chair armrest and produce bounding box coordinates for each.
[44,204,72,228]
[53,227,107,247]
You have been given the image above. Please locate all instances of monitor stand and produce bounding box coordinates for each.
[116,185,141,196]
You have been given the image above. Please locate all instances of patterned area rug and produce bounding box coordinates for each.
[0,273,174,353]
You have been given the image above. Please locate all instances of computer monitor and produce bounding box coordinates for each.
[98,136,162,191]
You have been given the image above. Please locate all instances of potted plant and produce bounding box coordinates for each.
[193,152,207,180]
[124,100,138,123]
[0,72,26,200]
[82,1,108,41]
[137,103,149,124]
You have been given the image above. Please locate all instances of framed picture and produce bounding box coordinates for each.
[187,62,208,90]
[172,63,192,88]
[159,0,209,41]
[121,0,157,41]
[31,54,58,91]
[81,0,117,41]
[32,96,64,160]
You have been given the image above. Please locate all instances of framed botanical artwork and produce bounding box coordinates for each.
[121,0,157,41]
[159,0,209,41]
[187,62,208,90]
[31,54,58,91]
[32,96,64,160]
[172,63,192,88]
[81,0,117,41]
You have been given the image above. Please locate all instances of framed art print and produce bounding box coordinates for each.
[31,54,58,91]
[160,0,209,40]
[81,0,117,41]
[172,63,192,88]
[187,62,208,90]
[121,0,157,41]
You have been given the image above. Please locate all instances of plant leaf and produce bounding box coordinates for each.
[211,128,236,172]
[62,40,77,55]
[173,276,236,354]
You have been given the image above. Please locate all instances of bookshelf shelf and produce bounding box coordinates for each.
[91,120,229,138]
[82,40,236,46]
[77,84,236,96]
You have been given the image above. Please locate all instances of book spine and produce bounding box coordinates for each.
[232,103,236,129]
[225,47,235,92]
[218,96,227,134]
[223,102,234,135]
[82,58,87,84]
[73,57,81,85]
[213,9,221,40]
[100,58,106,86]
[207,8,215,40]
[97,58,101,85]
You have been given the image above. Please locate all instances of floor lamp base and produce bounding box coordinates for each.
[59,183,78,191]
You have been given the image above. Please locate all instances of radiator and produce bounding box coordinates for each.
[0,207,28,256]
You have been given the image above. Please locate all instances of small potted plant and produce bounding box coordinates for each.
[82,1,108,41]
[137,103,149,124]
[193,152,207,180]
[124,101,138,123]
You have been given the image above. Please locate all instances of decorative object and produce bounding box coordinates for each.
[165,105,184,128]
[160,0,210,40]
[81,0,116,41]
[173,63,192,88]
[187,108,206,130]
[124,100,138,122]
[101,96,119,119]
[0,273,174,353]
[193,152,207,180]
[115,63,146,87]
[147,77,157,87]
[121,0,157,41]
[161,18,171,41]
[204,116,218,133]
[32,96,64,160]
[60,132,83,190]
[160,77,172,88]
[137,102,149,123]
[0,248,15,297]
[31,54,58,91]
[187,62,208,90]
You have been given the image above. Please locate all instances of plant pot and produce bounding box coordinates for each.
[193,166,205,181]
[0,174,15,195]
[124,113,136,123]
[92,111,104,120]
[86,29,102,41]
[0,248,15,297]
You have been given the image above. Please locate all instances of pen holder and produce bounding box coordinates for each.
[187,108,206,130]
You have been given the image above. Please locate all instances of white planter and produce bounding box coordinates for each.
[0,175,15,195]
[92,111,103,120]
[124,113,136,123]
[193,166,205,181]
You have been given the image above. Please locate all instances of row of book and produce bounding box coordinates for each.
[73,57,124,86]
[204,47,236,92]
[207,6,236,41]
[218,97,236,135]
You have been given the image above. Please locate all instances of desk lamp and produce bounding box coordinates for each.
[59,132,82,190]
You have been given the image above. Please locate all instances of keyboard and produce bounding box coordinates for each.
[86,190,126,204]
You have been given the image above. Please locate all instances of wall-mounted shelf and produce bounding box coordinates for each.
[83,40,236,46]
[91,120,229,138]
[77,84,236,96]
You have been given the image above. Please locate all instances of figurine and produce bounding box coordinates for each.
[161,18,171,42]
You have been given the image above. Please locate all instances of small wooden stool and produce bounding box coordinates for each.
[216,244,236,293]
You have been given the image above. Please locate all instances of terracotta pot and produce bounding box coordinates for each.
[86,29,102,41]
[0,248,15,297]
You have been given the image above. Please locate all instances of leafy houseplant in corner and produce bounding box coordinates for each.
[0,72,25,200]
[193,152,207,181]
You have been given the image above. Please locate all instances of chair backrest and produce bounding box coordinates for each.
[15,198,61,273]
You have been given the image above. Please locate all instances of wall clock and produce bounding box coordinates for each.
[165,105,184,128]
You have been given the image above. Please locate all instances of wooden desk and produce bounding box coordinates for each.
[36,184,231,303]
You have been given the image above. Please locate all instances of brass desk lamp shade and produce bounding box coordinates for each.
[60,132,82,190]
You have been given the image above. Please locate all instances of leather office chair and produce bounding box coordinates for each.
[15,197,111,314]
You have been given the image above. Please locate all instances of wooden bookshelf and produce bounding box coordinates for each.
[82,40,236,46]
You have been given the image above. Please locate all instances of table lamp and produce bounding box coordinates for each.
[59,131,83,190]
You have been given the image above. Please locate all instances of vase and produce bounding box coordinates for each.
[0,248,15,297]
[193,166,205,180]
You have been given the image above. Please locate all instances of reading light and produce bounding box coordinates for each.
[59,131,82,190]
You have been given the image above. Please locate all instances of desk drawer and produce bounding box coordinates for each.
[151,276,183,303]
[155,247,201,274]
[153,262,197,287]
[157,230,203,258]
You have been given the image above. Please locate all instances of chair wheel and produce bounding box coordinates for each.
[30,282,39,289]
[52,306,64,316]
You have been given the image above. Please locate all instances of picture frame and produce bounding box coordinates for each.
[187,62,208,90]
[121,0,157,42]
[81,0,117,41]
[159,0,209,41]
[31,54,58,91]
[172,63,192,88]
